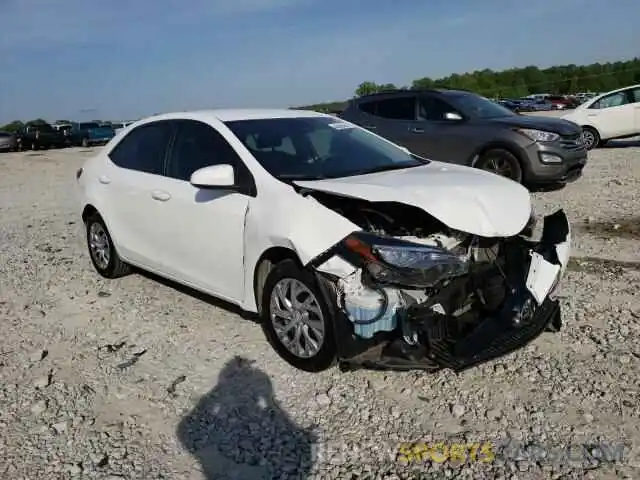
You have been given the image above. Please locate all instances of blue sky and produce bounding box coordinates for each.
[1,0,638,123]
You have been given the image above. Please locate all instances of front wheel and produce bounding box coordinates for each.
[475,148,523,183]
[260,259,337,372]
[85,213,131,279]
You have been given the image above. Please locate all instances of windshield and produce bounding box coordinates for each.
[80,122,100,129]
[224,116,428,181]
[451,93,516,119]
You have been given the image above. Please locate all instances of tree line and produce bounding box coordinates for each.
[296,57,640,112]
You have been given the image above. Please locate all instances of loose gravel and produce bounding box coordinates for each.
[0,143,639,479]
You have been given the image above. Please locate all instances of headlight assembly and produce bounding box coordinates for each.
[516,128,559,142]
[342,233,469,288]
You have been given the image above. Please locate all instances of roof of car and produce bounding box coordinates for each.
[139,108,329,124]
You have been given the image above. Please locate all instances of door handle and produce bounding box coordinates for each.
[98,175,111,184]
[410,127,425,133]
[151,190,171,202]
[362,124,377,130]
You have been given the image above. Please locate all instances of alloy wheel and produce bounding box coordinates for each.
[88,222,111,270]
[480,156,514,179]
[269,278,325,359]
[582,129,596,150]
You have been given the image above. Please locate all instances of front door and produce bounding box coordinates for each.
[586,90,636,139]
[151,119,251,303]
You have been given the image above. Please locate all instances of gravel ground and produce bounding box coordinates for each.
[0,144,638,480]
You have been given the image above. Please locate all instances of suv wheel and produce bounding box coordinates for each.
[475,148,523,183]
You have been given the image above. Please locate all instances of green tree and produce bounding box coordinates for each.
[0,120,24,132]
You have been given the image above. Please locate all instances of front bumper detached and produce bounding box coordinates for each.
[330,209,571,373]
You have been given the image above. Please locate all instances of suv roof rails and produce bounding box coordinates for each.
[356,87,470,99]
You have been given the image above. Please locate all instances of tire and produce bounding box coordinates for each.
[475,148,523,183]
[582,127,599,151]
[260,259,337,372]
[85,213,131,279]
[81,138,89,148]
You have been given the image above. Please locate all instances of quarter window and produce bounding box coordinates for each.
[108,121,172,175]
[166,120,242,182]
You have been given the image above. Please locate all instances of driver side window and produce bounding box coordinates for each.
[418,96,461,121]
[166,120,241,182]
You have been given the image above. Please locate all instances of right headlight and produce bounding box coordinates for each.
[342,233,469,288]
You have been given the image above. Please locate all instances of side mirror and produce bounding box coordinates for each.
[190,164,235,188]
[444,112,463,121]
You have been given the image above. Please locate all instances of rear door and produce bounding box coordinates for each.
[100,121,175,271]
[629,86,640,133]
[349,95,441,157]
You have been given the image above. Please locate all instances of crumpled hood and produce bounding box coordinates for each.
[294,161,532,237]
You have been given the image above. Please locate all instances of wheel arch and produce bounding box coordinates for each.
[471,141,525,167]
[252,247,303,316]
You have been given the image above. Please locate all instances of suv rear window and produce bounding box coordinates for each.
[79,122,100,129]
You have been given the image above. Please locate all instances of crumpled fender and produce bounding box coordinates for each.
[240,193,359,312]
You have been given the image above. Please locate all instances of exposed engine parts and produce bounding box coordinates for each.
[304,190,568,373]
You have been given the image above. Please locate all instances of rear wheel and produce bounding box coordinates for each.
[475,148,523,183]
[260,259,337,372]
[85,213,131,278]
[581,127,599,150]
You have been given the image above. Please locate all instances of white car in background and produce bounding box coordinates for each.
[562,84,640,150]
[76,109,570,373]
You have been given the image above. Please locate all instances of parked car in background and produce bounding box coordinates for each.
[546,95,572,110]
[68,122,116,147]
[15,123,66,150]
[0,131,18,152]
[53,123,74,146]
[76,108,570,373]
[561,83,640,150]
[110,121,134,135]
[340,89,587,188]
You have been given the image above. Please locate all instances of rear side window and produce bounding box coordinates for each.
[108,121,172,175]
[589,91,629,110]
[358,97,416,120]
[166,120,242,182]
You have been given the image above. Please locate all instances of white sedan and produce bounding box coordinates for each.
[76,109,571,373]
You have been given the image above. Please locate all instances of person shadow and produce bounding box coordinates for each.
[177,356,317,480]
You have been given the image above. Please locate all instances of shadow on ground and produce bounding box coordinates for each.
[602,139,640,149]
[177,356,317,479]
[137,269,260,323]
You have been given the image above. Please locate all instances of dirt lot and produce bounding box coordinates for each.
[0,144,639,480]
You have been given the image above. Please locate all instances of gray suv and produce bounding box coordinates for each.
[340,89,587,187]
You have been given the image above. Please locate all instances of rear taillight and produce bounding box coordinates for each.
[76,168,83,180]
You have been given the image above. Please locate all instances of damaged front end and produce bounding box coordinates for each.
[309,206,571,373]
